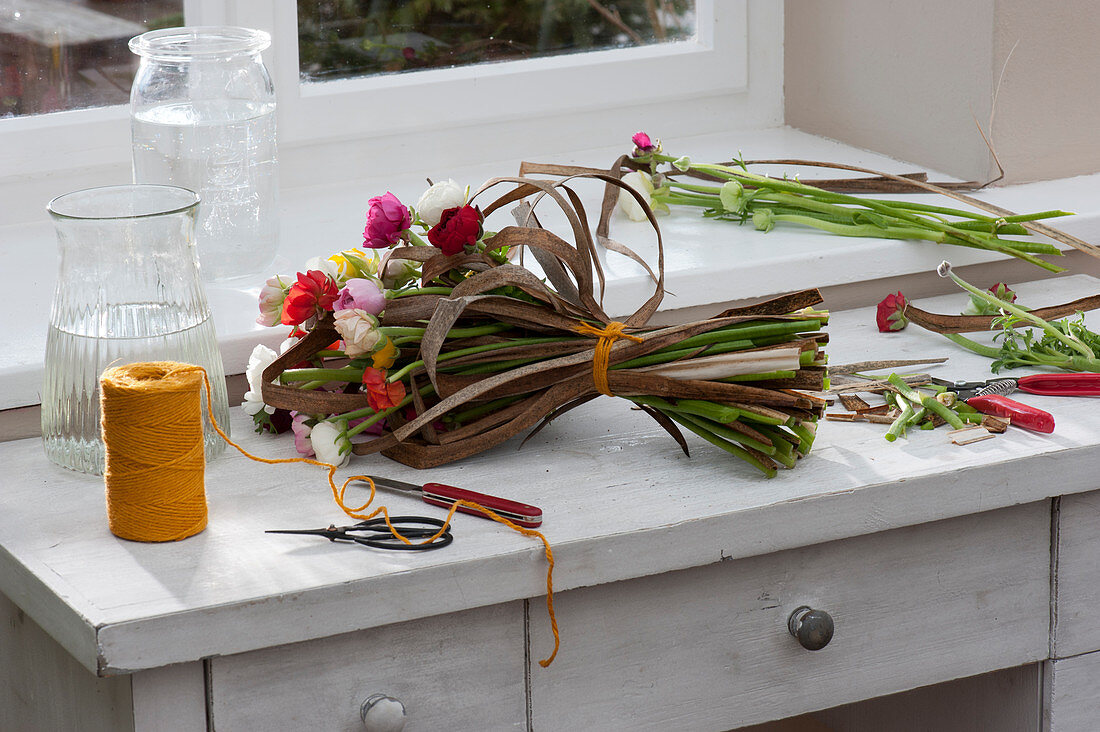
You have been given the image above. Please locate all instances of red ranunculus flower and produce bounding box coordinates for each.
[280,270,339,326]
[427,204,482,256]
[362,367,407,412]
[876,292,908,332]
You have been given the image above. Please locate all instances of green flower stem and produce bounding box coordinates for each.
[655,155,1064,271]
[390,287,454,298]
[960,413,986,423]
[667,181,724,195]
[750,425,798,466]
[666,410,779,456]
[944,268,1095,358]
[627,395,743,425]
[281,366,363,383]
[669,319,827,350]
[380,323,513,339]
[385,336,574,383]
[944,333,1003,359]
[919,397,965,429]
[613,339,754,369]
[885,403,917,442]
[789,422,817,454]
[406,230,430,247]
[940,232,1060,255]
[768,212,945,242]
[949,221,1026,235]
[664,412,778,478]
[887,373,966,429]
[446,396,524,425]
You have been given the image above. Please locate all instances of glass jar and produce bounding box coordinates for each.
[129,26,279,282]
[42,185,230,475]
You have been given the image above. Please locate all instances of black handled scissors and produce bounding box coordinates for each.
[266,515,453,551]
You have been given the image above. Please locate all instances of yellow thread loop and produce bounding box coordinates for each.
[182,366,561,667]
[573,321,644,397]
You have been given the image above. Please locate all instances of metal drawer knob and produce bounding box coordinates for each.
[788,605,834,651]
[360,693,406,732]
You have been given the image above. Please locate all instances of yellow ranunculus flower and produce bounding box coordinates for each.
[329,249,379,280]
[371,338,398,369]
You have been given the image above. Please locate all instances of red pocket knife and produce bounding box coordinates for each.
[363,476,543,528]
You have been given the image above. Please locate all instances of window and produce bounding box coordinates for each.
[0,1,768,193]
[297,1,696,82]
[0,0,183,117]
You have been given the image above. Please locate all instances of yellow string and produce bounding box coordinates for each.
[573,321,644,396]
[121,362,561,666]
[100,362,208,542]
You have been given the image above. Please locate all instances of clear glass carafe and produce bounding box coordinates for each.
[42,185,230,475]
[129,26,278,282]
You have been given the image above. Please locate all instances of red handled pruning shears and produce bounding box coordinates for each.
[362,476,544,528]
[929,373,1100,434]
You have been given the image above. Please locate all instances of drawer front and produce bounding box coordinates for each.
[1054,491,1100,657]
[530,502,1050,731]
[209,601,525,731]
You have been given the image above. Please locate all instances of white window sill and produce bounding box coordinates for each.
[4,125,1100,411]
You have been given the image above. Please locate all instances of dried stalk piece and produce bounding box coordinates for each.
[948,425,996,445]
[981,415,1011,433]
[838,393,871,411]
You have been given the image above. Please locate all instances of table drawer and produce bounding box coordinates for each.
[530,502,1050,731]
[209,601,525,731]
[1053,490,1100,657]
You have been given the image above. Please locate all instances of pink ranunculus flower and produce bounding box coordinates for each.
[363,191,411,249]
[333,308,384,357]
[290,412,315,457]
[256,274,292,327]
[632,131,657,152]
[334,277,386,315]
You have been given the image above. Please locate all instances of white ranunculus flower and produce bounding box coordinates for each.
[379,248,419,289]
[310,421,350,467]
[304,255,344,285]
[416,179,468,227]
[333,309,384,357]
[242,344,278,415]
[617,171,655,222]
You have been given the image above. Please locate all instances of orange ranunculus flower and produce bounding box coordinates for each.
[362,367,406,412]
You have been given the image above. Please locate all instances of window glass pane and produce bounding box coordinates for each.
[0,0,183,118]
[298,0,696,82]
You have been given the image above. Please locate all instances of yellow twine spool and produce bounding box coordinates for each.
[100,361,208,542]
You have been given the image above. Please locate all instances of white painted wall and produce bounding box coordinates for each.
[784,0,1100,184]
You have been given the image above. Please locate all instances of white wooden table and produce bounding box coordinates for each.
[3,275,1100,731]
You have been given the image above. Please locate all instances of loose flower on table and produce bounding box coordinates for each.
[876,292,908,332]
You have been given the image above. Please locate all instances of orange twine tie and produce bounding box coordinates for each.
[573,321,644,396]
[99,361,561,666]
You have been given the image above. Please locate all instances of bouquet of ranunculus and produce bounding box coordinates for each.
[246,173,830,476]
